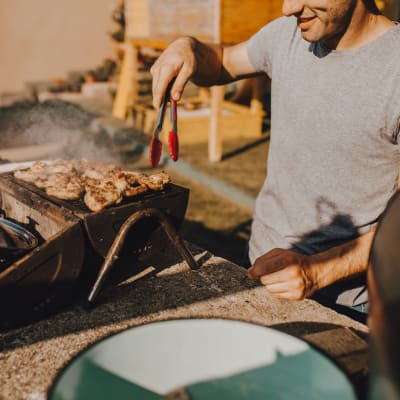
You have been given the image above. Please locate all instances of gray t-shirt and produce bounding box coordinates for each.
[246,17,400,305]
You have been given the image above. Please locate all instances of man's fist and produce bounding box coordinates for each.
[247,248,318,300]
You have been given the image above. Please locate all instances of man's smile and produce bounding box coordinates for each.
[297,16,317,30]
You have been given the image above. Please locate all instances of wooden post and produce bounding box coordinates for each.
[112,42,139,119]
[198,87,210,102]
[208,85,224,162]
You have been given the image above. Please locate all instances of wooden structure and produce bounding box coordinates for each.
[125,0,283,44]
[132,97,265,145]
[113,0,283,161]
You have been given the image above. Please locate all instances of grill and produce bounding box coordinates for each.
[0,172,196,329]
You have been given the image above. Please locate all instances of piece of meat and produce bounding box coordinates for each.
[155,171,171,184]
[14,161,48,183]
[81,163,122,181]
[48,159,76,174]
[43,173,83,200]
[124,183,148,197]
[112,172,129,193]
[139,171,171,191]
[83,187,122,212]
[123,171,144,185]
[46,182,83,200]
[14,169,39,184]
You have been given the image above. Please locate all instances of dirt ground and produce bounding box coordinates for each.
[0,100,271,266]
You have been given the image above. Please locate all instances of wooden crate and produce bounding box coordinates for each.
[125,0,283,43]
[132,98,264,145]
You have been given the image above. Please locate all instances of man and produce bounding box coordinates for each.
[150,0,400,315]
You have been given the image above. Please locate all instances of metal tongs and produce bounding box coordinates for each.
[0,210,38,257]
[149,81,179,167]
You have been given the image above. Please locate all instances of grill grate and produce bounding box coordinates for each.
[2,172,173,215]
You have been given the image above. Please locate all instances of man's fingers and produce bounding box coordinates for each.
[261,273,301,290]
[247,249,290,278]
[269,291,303,300]
[151,65,177,109]
[151,63,191,108]
[259,265,300,284]
[263,282,305,300]
[260,268,307,300]
[150,37,197,108]
[171,65,192,101]
[262,281,288,293]
[259,270,286,286]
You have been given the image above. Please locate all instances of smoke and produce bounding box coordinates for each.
[0,100,126,165]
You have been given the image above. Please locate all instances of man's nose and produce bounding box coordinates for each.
[282,0,304,16]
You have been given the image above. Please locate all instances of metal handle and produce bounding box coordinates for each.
[155,80,175,132]
[87,208,198,305]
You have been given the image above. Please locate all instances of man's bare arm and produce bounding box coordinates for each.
[247,228,376,300]
[150,37,257,108]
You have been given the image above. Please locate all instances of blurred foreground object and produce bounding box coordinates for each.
[376,0,400,20]
[369,191,400,399]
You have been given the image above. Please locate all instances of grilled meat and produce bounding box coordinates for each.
[84,186,123,212]
[13,160,171,212]
[45,174,83,200]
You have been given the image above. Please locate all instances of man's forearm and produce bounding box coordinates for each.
[248,227,377,300]
[151,35,257,108]
[309,227,376,291]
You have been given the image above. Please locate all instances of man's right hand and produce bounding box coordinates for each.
[150,36,257,109]
[150,37,198,109]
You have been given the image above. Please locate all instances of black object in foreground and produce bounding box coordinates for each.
[369,190,400,399]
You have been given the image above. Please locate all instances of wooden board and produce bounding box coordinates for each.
[126,0,217,42]
[220,0,283,43]
[148,0,217,41]
[125,0,150,38]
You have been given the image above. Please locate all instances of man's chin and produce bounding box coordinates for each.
[300,30,321,43]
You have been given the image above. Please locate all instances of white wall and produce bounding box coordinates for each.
[0,0,116,93]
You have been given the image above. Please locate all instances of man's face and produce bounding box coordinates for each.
[282,0,358,47]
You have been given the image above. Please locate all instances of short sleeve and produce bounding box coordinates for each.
[246,16,296,78]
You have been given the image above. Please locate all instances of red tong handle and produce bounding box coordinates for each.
[149,136,162,167]
[168,99,179,161]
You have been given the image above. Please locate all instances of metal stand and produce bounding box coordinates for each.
[87,208,198,305]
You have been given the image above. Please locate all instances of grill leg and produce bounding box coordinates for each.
[87,208,198,305]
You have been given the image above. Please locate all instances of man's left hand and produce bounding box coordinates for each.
[247,248,318,300]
